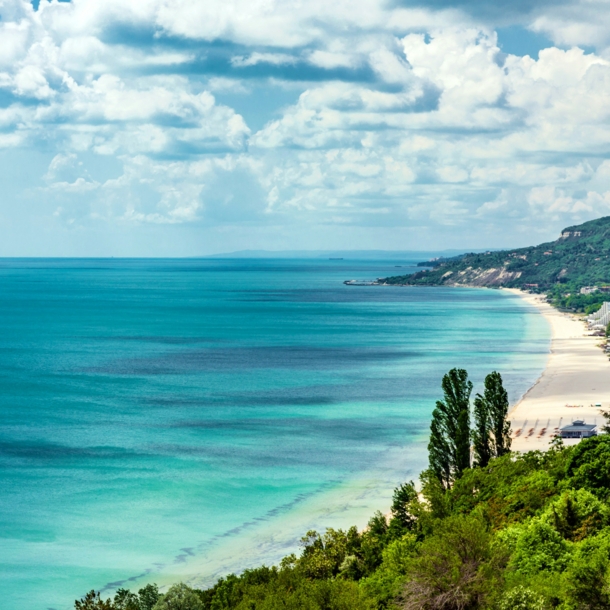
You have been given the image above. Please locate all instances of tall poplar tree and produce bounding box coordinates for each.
[486,371,511,457]
[427,368,472,488]
[428,412,451,489]
[473,371,511,464]
[472,393,492,467]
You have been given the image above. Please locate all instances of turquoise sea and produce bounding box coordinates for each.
[0,258,550,610]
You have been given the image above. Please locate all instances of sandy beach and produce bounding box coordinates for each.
[508,289,610,451]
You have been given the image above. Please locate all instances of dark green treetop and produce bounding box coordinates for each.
[486,371,511,458]
[473,371,511,468]
[428,368,472,487]
[472,392,493,468]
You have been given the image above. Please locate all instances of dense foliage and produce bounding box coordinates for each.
[382,216,610,311]
[428,369,511,485]
[74,368,609,610]
[77,434,610,610]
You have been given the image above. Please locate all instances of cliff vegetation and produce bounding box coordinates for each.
[383,216,610,312]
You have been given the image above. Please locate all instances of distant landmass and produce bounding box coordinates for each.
[381,216,610,312]
[205,249,488,260]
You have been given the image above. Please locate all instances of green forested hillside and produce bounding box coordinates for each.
[383,216,610,311]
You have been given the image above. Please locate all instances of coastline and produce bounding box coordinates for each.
[151,288,572,593]
[136,287,554,592]
[116,441,428,594]
[506,289,610,450]
[92,286,571,599]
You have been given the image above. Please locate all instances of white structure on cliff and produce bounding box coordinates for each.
[580,286,599,295]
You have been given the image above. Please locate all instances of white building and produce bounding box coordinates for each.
[588,302,610,329]
[559,420,597,439]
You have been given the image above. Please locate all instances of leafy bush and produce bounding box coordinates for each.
[498,586,545,610]
[152,583,203,610]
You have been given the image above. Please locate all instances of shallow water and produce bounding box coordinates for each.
[0,258,550,609]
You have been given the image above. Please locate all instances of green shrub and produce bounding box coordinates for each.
[152,584,203,610]
[498,586,545,610]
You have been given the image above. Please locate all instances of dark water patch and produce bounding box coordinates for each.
[146,442,359,469]
[218,394,337,407]
[173,547,197,564]
[86,346,419,376]
[229,287,427,305]
[139,396,226,407]
[0,441,143,462]
[170,415,424,442]
[106,580,128,588]
[140,393,337,408]
[233,287,422,304]
[148,418,425,469]
[96,335,226,345]
[220,379,428,406]
[100,569,153,595]
[137,376,439,410]
[230,286,530,306]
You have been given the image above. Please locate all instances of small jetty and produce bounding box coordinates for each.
[344,280,381,286]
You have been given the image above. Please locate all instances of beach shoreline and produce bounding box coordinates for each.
[506,289,610,450]
[90,286,586,599]
[135,288,608,590]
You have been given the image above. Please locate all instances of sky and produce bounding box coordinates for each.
[2,0,610,255]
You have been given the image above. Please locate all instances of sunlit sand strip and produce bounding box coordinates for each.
[507,289,610,451]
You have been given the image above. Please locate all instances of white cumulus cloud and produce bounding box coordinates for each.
[0,0,610,253]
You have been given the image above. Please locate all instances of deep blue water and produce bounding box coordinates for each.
[0,259,550,610]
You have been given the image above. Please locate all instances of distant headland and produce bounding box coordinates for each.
[366,215,610,313]
[204,248,478,259]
